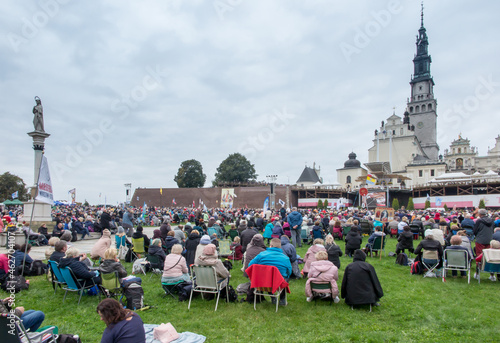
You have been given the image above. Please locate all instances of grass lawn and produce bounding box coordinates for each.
[5,236,500,342]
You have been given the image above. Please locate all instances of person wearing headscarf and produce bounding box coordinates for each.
[194,234,211,263]
[195,244,230,286]
[243,234,267,277]
[91,229,112,259]
[184,229,200,268]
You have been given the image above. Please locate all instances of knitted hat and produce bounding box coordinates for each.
[200,235,211,245]
[117,226,125,234]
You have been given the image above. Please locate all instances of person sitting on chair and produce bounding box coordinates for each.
[228,236,243,260]
[305,250,340,303]
[445,235,471,278]
[341,249,384,308]
[364,226,385,255]
[247,238,292,306]
[162,244,190,284]
[324,234,343,269]
[414,232,443,274]
[97,298,145,343]
[303,238,327,278]
[195,244,230,286]
[49,240,68,263]
[59,247,101,286]
[164,231,179,253]
[0,297,46,332]
[280,235,301,279]
[148,238,167,266]
[44,237,60,261]
[344,226,362,258]
[91,229,112,260]
[396,226,414,255]
[243,234,267,277]
[474,239,500,281]
[132,225,150,253]
[99,247,127,279]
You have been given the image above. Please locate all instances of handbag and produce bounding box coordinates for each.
[118,244,129,260]
[153,323,179,343]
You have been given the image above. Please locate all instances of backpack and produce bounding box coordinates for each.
[71,229,78,242]
[123,282,144,310]
[411,261,423,275]
[220,285,238,302]
[396,253,409,266]
[29,260,47,276]
[1,274,29,293]
[132,258,147,274]
[57,334,82,343]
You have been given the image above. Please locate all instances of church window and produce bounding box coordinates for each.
[428,104,432,110]
[393,130,396,135]
[458,148,461,153]
[464,147,467,153]
[431,169,435,177]
[346,176,351,184]
[416,105,420,112]
[400,128,404,135]
[456,158,463,169]
[421,104,426,111]
[409,106,413,113]
[419,170,423,177]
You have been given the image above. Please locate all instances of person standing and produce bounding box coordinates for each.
[287,207,303,248]
[474,209,494,256]
[122,209,135,238]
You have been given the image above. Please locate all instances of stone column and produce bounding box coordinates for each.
[27,131,50,187]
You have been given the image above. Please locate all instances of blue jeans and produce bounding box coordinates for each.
[75,227,89,239]
[21,310,45,331]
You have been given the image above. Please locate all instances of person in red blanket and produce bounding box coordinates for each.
[228,236,243,260]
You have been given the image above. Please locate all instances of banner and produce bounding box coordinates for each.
[366,190,386,208]
[263,196,269,213]
[366,174,377,185]
[221,188,235,208]
[374,207,394,222]
[68,188,76,204]
[278,199,285,207]
[36,155,54,205]
[11,191,18,199]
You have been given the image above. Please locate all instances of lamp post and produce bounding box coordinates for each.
[267,174,277,210]
[124,183,131,205]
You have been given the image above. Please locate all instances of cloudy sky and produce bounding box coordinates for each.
[1,0,499,204]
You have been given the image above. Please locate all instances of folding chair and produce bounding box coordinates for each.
[101,271,123,298]
[131,237,145,261]
[188,265,229,311]
[442,249,470,284]
[47,260,66,294]
[218,240,232,258]
[421,250,440,278]
[0,313,56,343]
[144,254,163,280]
[162,280,184,299]
[310,282,333,306]
[246,264,290,313]
[369,236,386,257]
[477,249,500,284]
[59,266,100,305]
[342,226,351,241]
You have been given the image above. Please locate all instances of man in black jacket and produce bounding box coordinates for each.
[341,249,383,307]
[59,247,101,286]
[49,240,67,263]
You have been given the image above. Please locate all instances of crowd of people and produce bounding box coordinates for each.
[1,203,500,342]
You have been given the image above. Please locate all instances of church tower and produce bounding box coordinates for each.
[406,5,439,160]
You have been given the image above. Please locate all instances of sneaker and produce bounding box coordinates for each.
[306,297,312,302]
[373,302,381,307]
[489,275,497,282]
[279,299,288,306]
[334,296,340,304]
[474,272,480,280]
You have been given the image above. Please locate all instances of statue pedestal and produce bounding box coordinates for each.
[23,201,54,229]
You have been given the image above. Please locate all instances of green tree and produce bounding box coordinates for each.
[84,200,90,207]
[0,172,27,202]
[323,199,329,209]
[213,153,257,186]
[174,159,206,188]
[478,199,486,209]
[407,197,414,211]
[317,199,323,209]
[392,198,400,210]
[424,199,431,209]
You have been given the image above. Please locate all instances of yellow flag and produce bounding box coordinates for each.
[160,188,163,195]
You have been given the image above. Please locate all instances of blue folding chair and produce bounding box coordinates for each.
[59,266,100,305]
[47,260,66,294]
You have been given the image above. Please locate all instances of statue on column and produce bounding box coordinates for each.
[33,96,44,132]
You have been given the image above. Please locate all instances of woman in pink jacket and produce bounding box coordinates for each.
[161,244,190,284]
[90,229,112,259]
[302,238,326,277]
[305,250,339,303]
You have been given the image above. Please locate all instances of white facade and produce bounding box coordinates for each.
[405,163,447,187]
